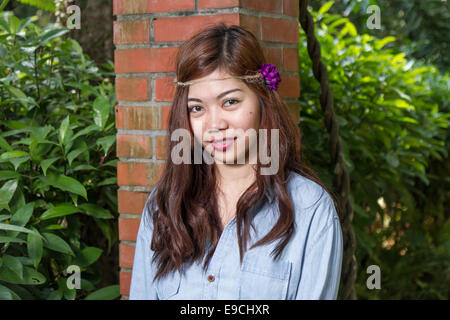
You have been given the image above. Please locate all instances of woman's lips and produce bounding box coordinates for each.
[211,137,236,151]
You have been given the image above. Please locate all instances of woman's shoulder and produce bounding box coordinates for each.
[286,171,340,238]
[286,171,330,209]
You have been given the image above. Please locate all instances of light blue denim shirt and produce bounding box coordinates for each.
[129,171,343,300]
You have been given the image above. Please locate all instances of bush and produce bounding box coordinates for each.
[0,11,119,299]
[299,3,449,299]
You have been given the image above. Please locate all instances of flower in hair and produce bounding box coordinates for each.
[258,63,281,91]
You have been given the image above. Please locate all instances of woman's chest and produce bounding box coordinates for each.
[154,218,300,300]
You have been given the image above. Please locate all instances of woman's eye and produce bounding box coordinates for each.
[188,106,203,113]
[188,99,240,113]
[224,99,240,107]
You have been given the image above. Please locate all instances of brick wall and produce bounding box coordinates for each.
[113,0,300,299]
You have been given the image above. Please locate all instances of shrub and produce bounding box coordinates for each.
[0,11,119,299]
[299,3,449,299]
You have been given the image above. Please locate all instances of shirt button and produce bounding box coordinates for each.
[207,274,215,282]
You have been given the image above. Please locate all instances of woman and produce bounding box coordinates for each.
[129,24,344,300]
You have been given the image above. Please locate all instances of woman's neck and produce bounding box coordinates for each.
[215,163,256,194]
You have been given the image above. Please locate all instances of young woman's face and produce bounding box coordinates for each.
[187,68,261,165]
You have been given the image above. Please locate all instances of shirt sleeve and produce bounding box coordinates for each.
[129,190,159,300]
[295,192,344,300]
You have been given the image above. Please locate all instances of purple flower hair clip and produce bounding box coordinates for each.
[258,63,282,91]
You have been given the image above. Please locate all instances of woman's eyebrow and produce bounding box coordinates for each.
[188,88,243,102]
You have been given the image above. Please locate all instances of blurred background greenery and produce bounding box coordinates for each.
[0,0,448,299]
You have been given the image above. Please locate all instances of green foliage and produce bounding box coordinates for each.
[0,11,118,300]
[5,0,55,12]
[299,3,449,299]
[309,0,450,72]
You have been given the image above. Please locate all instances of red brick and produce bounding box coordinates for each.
[283,47,299,72]
[239,14,259,39]
[120,271,131,295]
[120,244,136,269]
[198,0,239,9]
[155,77,176,102]
[262,46,282,68]
[114,0,195,15]
[283,0,299,17]
[113,20,150,44]
[115,106,166,130]
[117,134,152,158]
[155,135,169,160]
[154,14,239,42]
[117,162,165,186]
[115,77,150,101]
[285,100,300,124]
[161,106,172,130]
[118,190,150,214]
[278,74,300,99]
[119,217,140,241]
[261,17,299,43]
[241,0,282,14]
[114,47,178,73]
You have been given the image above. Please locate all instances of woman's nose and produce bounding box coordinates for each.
[206,106,228,130]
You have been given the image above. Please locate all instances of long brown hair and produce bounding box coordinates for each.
[148,23,342,281]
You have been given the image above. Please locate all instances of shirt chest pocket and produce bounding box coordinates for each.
[238,252,292,300]
[155,269,182,300]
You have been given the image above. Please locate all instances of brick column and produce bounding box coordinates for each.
[113,0,300,299]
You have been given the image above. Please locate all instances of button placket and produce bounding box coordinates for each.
[202,216,236,299]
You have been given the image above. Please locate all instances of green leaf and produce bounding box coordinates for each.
[40,204,82,220]
[9,157,29,171]
[71,124,102,141]
[0,151,28,159]
[42,232,74,256]
[46,290,63,300]
[30,125,54,140]
[2,254,23,280]
[0,171,20,182]
[374,36,396,50]
[0,236,26,244]
[0,179,18,212]
[96,177,117,186]
[8,15,21,34]
[27,227,43,269]
[39,173,88,200]
[0,284,21,300]
[0,136,12,151]
[72,247,103,268]
[96,135,115,156]
[67,147,88,166]
[58,115,70,146]
[84,285,120,300]
[40,157,60,176]
[78,203,113,219]
[0,151,30,171]
[0,266,46,285]
[15,0,56,11]
[318,1,334,15]
[93,96,111,129]
[39,28,69,46]
[0,223,43,238]
[80,279,95,291]
[10,202,34,227]
[71,164,98,172]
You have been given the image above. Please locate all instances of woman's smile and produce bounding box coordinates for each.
[211,137,237,151]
